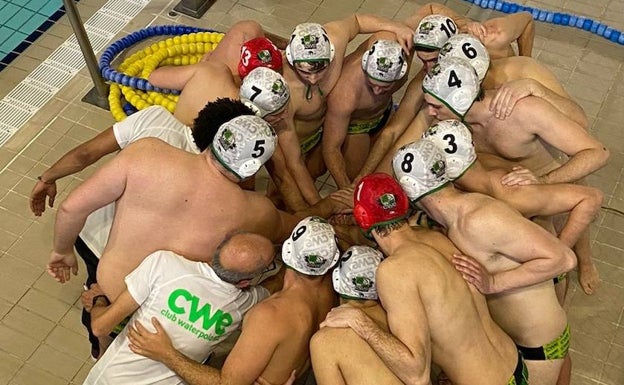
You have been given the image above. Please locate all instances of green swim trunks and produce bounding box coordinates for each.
[507,350,529,385]
[516,324,570,360]
[300,127,322,155]
[553,272,567,285]
[347,102,393,135]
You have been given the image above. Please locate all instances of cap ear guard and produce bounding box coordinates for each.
[332,245,383,300]
[281,216,340,275]
[422,57,480,119]
[392,139,450,202]
[438,34,490,82]
[239,67,290,117]
[422,119,476,180]
[361,40,409,83]
[211,115,277,180]
[353,173,410,235]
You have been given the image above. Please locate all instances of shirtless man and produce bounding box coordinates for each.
[82,232,274,384]
[30,69,290,218]
[393,139,576,385]
[47,115,345,302]
[422,119,602,249]
[423,58,609,294]
[270,17,414,211]
[126,216,339,385]
[320,173,528,385]
[357,9,534,179]
[33,98,261,358]
[310,245,404,385]
[148,20,283,126]
[403,3,534,59]
[322,37,411,189]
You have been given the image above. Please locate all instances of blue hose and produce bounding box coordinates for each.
[98,25,217,94]
[462,0,624,45]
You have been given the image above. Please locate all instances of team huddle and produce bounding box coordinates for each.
[30,2,609,385]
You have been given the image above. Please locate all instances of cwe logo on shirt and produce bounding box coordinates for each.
[167,288,233,336]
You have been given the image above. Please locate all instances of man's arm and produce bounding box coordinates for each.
[148,63,202,90]
[526,97,609,184]
[492,176,603,247]
[322,260,433,385]
[48,147,129,282]
[128,318,221,385]
[90,289,140,337]
[220,306,284,385]
[326,14,414,54]
[403,2,471,30]
[357,73,425,180]
[322,93,357,189]
[453,209,577,294]
[489,78,588,129]
[128,307,286,385]
[30,128,120,216]
[487,12,534,56]
[278,127,321,206]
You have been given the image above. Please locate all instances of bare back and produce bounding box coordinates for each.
[98,138,290,300]
[380,234,517,385]
[222,274,336,385]
[439,192,568,346]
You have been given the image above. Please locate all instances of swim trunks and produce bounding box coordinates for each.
[300,127,323,155]
[553,272,567,285]
[347,102,393,135]
[516,324,570,360]
[507,350,529,385]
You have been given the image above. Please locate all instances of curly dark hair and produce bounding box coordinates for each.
[192,98,255,151]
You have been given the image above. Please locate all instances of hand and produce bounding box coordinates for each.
[391,22,415,54]
[329,187,354,213]
[47,251,78,283]
[255,370,296,385]
[320,304,371,335]
[128,318,175,362]
[452,253,496,294]
[500,166,542,186]
[329,213,356,226]
[464,21,487,41]
[489,79,539,119]
[30,180,57,216]
[81,283,105,313]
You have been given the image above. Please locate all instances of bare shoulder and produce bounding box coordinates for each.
[243,296,292,336]
[123,137,173,154]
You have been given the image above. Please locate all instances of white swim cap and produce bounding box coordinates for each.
[239,67,290,117]
[422,57,480,119]
[422,120,476,180]
[286,23,335,65]
[281,216,340,276]
[210,115,277,180]
[439,34,490,81]
[332,245,383,300]
[392,138,450,202]
[413,15,458,50]
[361,40,408,83]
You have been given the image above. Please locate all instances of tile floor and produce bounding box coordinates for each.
[0,0,623,384]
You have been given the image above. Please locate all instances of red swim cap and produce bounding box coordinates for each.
[238,37,283,79]
[354,173,410,234]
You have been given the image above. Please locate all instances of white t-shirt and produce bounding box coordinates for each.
[84,250,269,385]
[79,106,198,257]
